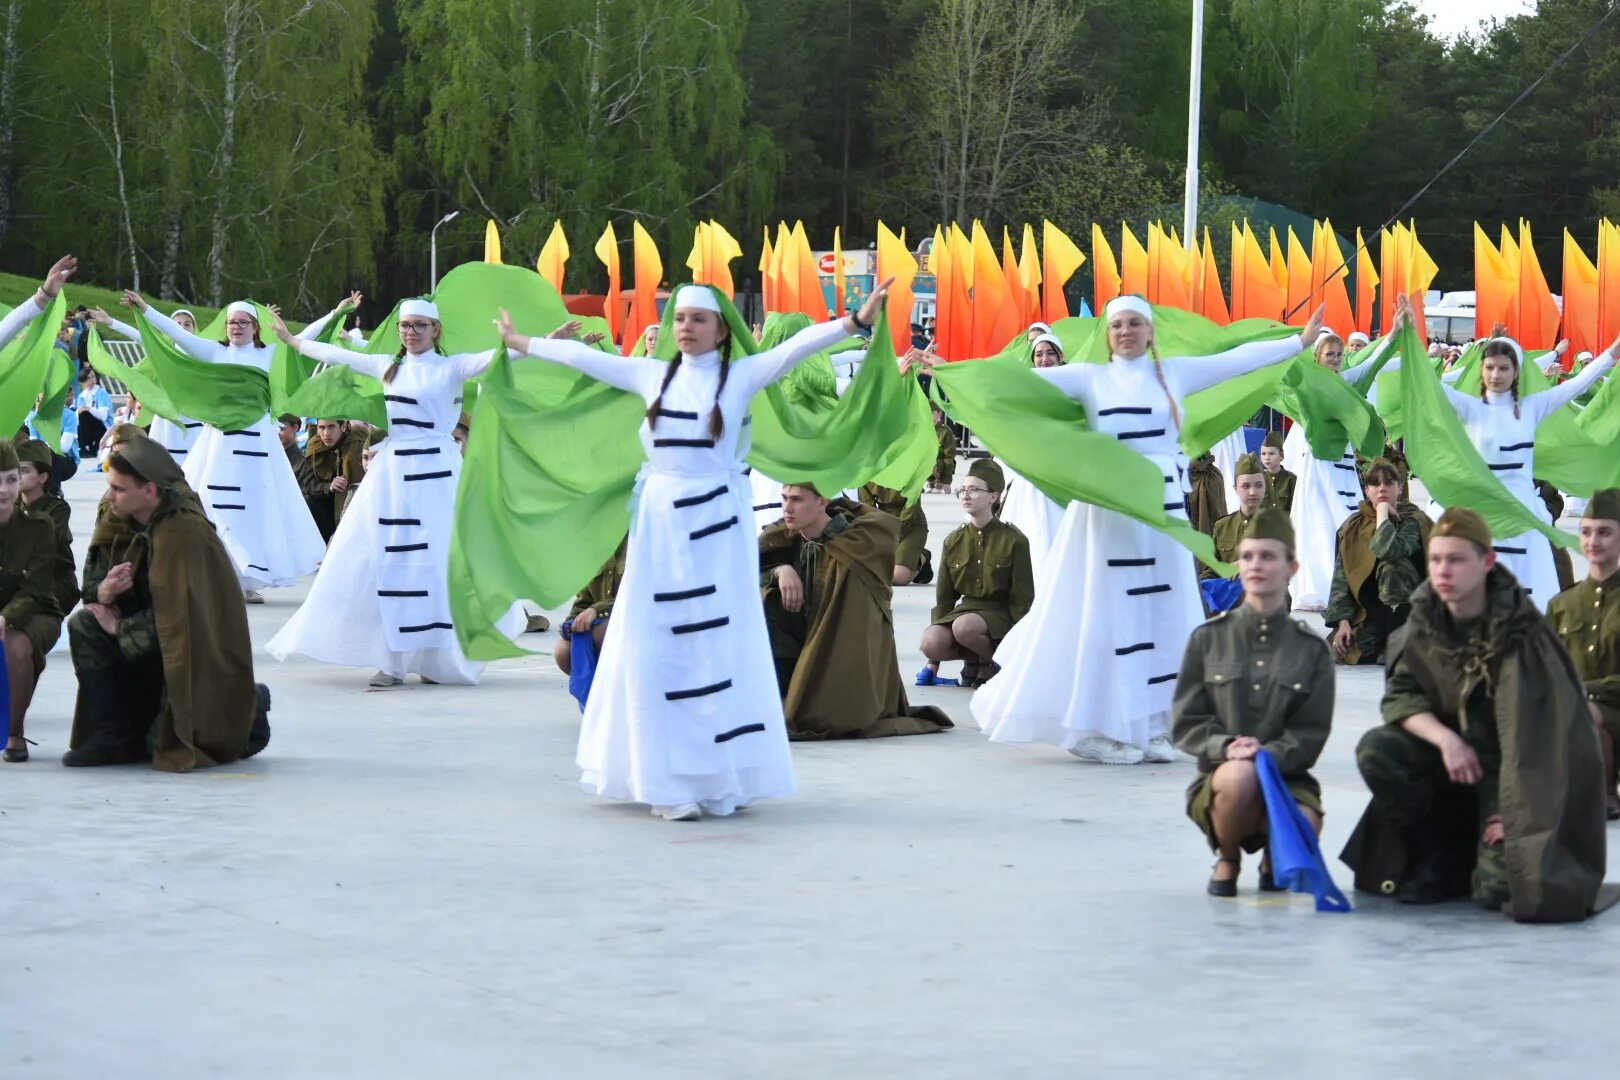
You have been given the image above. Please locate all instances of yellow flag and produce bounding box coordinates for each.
[685,222,711,283]
[483,219,502,264]
[536,219,569,292]
[706,220,743,298]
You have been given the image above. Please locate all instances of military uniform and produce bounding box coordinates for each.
[932,517,1034,642]
[1262,467,1296,513]
[931,418,957,491]
[1171,602,1334,851]
[1323,502,1429,665]
[859,482,929,576]
[18,488,77,621]
[569,540,629,626]
[1548,571,1620,801]
[0,510,67,670]
[1186,453,1225,535]
[1200,509,1256,581]
[300,427,368,542]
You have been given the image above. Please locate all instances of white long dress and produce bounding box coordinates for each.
[267,342,523,681]
[997,463,1066,583]
[141,307,326,590]
[1283,345,1390,609]
[523,321,849,814]
[973,336,1304,753]
[1435,351,1617,609]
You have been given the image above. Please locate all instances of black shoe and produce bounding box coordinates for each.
[913,548,935,586]
[1394,859,1471,905]
[246,683,272,758]
[1258,856,1285,893]
[61,737,149,768]
[3,737,35,763]
[1207,858,1239,898]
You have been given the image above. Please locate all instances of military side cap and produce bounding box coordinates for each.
[1262,431,1285,450]
[1431,507,1493,549]
[113,433,185,487]
[277,413,300,427]
[1585,488,1620,523]
[13,438,52,469]
[1233,453,1263,478]
[967,458,1006,492]
[1245,507,1294,548]
[456,412,473,431]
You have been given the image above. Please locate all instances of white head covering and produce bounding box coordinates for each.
[1578,350,1595,363]
[225,301,256,320]
[1318,326,1338,339]
[399,298,440,322]
[673,284,721,313]
[1031,333,1064,356]
[1347,331,1370,346]
[1488,336,1526,368]
[171,308,196,323]
[1027,321,1053,335]
[1104,295,1153,324]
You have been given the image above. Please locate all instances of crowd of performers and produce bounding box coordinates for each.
[2,249,1617,923]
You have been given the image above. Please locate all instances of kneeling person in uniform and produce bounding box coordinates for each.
[65,436,271,771]
[1172,508,1333,897]
[858,482,932,585]
[1342,508,1608,920]
[0,440,68,763]
[1324,458,1431,665]
[762,483,951,739]
[556,539,627,676]
[300,417,367,542]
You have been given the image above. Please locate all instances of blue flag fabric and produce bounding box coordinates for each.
[1199,578,1245,614]
[0,650,8,741]
[1256,749,1353,912]
[561,623,600,712]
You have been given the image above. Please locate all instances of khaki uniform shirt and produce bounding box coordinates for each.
[1548,575,1620,711]
[1263,467,1296,513]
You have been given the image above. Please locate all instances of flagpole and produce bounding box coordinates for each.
[1182,0,1204,253]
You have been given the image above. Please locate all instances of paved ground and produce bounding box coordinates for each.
[4,472,1615,1078]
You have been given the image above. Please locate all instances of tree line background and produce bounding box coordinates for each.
[2,0,1617,319]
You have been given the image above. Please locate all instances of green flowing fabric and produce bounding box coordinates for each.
[32,347,80,449]
[927,352,1226,572]
[450,285,936,660]
[1267,356,1384,460]
[138,306,272,429]
[1376,341,1481,443]
[282,356,389,428]
[1393,322,1576,550]
[0,293,66,438]
[86,327,180,423]
[270,301,353,414]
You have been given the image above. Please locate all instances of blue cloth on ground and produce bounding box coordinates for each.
[1256,748,1352,912]
[914,664,960,688]
[1200,578,1245,614]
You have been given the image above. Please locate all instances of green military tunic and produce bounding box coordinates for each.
[1199,509,1255,581]
[0,510,67,670]
[569,540,629,624]
[859,482,928,573]
[300,428,368,541]
[19,491,77,621]
[932,517,1034,641]
[1171,602,1334,851]
[1323,501,1430,665]
[1263,467,1296,513]
[931,418,957,490]
[1548,574,1620,749]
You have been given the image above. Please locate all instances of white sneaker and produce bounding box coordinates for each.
[368,671,404,689]
[242,589,264,605]
[1144,735,1178,763]
[1068,736,1145,765]
[652,803,702,821]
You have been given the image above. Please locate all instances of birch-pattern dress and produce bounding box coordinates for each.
[523,321,850,814]
[973,337,1303,753]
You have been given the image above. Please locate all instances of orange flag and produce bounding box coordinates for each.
[1515,221,1561,349]
[791,222,828,321]
[773,222,798,315]
[1499,224,1523,337]
[1041,220,1085,323]
[1120,223,1148,297]
[931,225,954,359]
[629,221,662,354]
[1313,221,1356,336]
[1002,228,1027,333]
[483,219,503,264]
[947,223,976,359]
[876,222,918,355]
[832,226,846,316]
[1092,223,1121,314]
[1196,228,1230,325]
[537,219,569,293]
[593,222,622,345]
[971,220,1019,354]
[1599,219,1620,353]
[1562,228,1599,368]
[1285,227,1312,327]
[1354,227,1378,336]
[1019,224,1042,324]
[705,220,742,299]
[1147,223,1192,311]
[1474,223,1513,340]
[1268,228,1288,293]
[1396,221,1439,340]
[758,226,776,312]
[1230,221,1282,322]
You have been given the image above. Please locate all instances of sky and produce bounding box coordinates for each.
[1415,0,1536,39]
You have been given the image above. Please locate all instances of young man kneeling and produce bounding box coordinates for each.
[65,436,271,771]
[1172,509,1334,897]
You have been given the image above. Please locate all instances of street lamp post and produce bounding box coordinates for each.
[1182,0,1204,252]
[430,210,460,291]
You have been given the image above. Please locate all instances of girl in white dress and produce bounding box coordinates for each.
[496,281,891,820]
[267,298,525,686]
[969,295,1322,765]
[119,290,327,602]
[997,333,1068,581]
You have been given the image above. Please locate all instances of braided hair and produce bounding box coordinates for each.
[1147,340,1183,433]
[1480,339,1523,420]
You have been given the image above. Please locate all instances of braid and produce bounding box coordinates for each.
[1512,380,1522,421]
[709,336,733,438]
[645,358,682,428]
[1149,341,1183,432]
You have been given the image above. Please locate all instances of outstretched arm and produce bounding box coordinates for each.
[0,255,76,351]
[1342,335,1395,388]
[742,277,895,393]
[1170,304,1324,396]
[298,290,362,340]
[89,308,140,341]
[496,311,663,397]
[1524,347,1617,422]
[270,312,389,380]
[124,291,220,361]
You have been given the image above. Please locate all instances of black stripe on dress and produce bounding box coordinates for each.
[1163,501,1185,512]
[1333,463,1357,472]
[654,438,716,449]
[689,516,738,541]
[655,585,717,602]
[233,450,268,458]
[378,517,422,526]
[1116,429,1166,440]
[1499,441,1534,452]
[223,429,259,437]
[1115,642,1154,656]
[673,616,730,635]
[183,421,205,429]
[673,484,728,509]
[1098,406,1152,416]
[210,503,246,511]
[1494,545,1528,555]
[754,502,782,512]
[404,470,453,482]
[1487,463,1523,471]
[655,407,700,420]
[665,679,732,701]
[391,417,434,429]
[386,542,429,553]
[1127,584,1172,596]
[1147,672,1178,685]
[394,447,440,457]
[1108,558,1156,567]
[399,622,453,633]
[247,563,270,572]
[207,484,241,492]
[714,723,765,744]
[385,394,419,404]
[379,589,430,598]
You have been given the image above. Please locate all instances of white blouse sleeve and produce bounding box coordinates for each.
[1523,349,1618,423]
[739,319,854,394]
[449,349,502,382]
[1341,337,1394,388]
[1031,361,1095,402]
[296,337,391,381]
[298,303,348,341]
[1165,336,1305,396]
[0,296,45,352]
[144,306,226,362]
[524,336,664,398]
[102,315,141,341]
[1439,381,1487,421]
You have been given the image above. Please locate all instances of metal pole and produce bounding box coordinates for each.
[1182,0,1204,252]
[431,210,459,291]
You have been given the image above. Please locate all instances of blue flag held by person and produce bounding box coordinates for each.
[561,623,600,711]
[1256,748,1352,912]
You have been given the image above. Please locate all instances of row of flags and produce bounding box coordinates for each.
[476,213,1599,364]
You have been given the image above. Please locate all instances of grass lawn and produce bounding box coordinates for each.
[0,271,221,324]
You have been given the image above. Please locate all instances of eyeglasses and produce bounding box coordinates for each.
[398,321,434,334]
[225,320,255,329]
[953,485,990,497]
